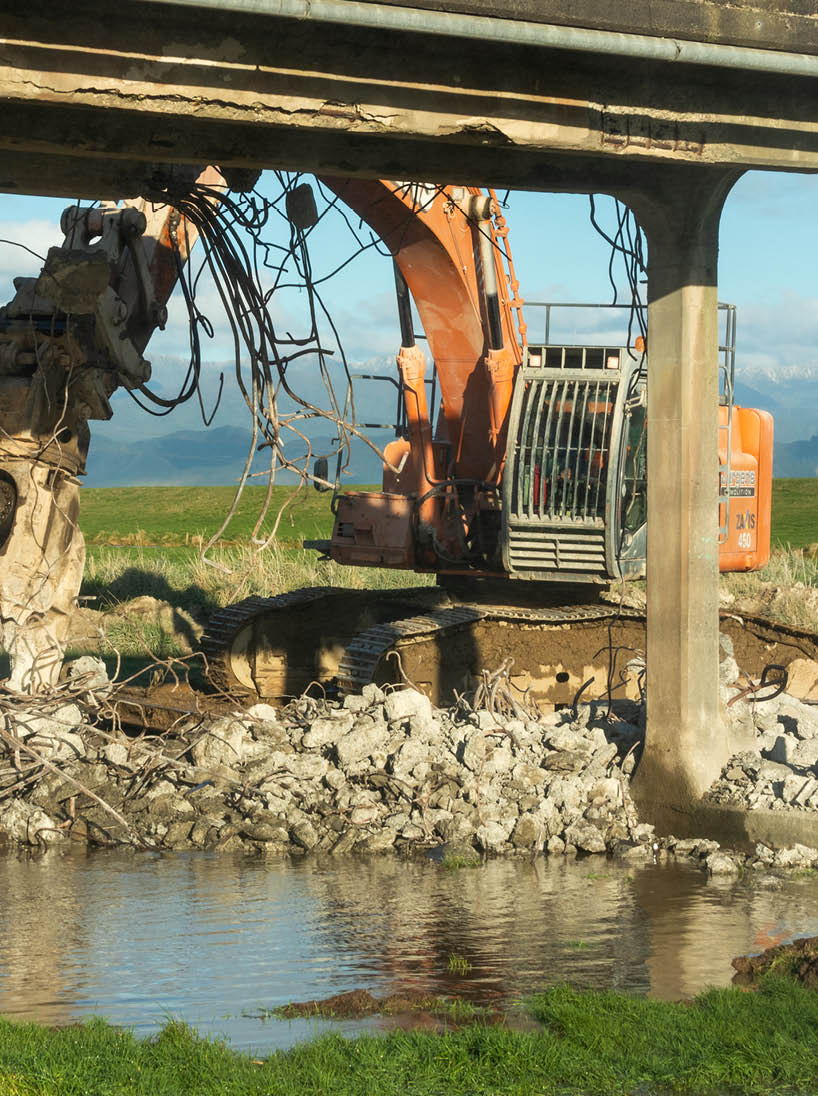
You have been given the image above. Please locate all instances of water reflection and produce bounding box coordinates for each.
[0,849,817,1051]
[297,857,651,1000]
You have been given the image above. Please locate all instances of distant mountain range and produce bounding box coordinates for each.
[740,364,818,386]
[84,417,818,485]
[735,370,818,453]
[732,375,818,476]
[774,436,818,478]
[83,424,391,487]
[82,359,818,485]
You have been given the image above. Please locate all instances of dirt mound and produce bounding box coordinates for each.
[275,987,496,1023]
[277,989,382,1018]
[733,935,818,988]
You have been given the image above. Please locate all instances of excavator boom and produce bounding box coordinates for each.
[320,178,524,484]
[204,176,776,707]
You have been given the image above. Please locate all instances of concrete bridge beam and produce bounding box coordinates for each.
[628,170,741,827]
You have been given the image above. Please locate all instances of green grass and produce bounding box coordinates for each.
[771,478,818,549]
[78,484,353,548]
[80,542,433,614]
[2,977,818,1094]
[446,954,473,974]
[0,477,806,674]
[441,852,482,871]
[76,479,818,551]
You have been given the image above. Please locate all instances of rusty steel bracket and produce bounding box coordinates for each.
[727,663,788,707]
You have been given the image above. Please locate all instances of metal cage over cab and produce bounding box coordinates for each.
[501,343,644,582]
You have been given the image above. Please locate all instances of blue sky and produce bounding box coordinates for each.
[1,169,816,447]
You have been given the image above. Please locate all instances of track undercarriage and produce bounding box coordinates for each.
[200,586,818,709]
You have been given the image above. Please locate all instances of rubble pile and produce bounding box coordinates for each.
[0,660,650,857]
[1,637,818,868]
[659,835,818,876]
[708,637,818,813]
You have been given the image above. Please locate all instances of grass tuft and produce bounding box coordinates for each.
[76,541,434,660]
[441,852,481,871]
[447,954,473,974]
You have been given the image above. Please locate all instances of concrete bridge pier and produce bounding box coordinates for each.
[628,170,744,830]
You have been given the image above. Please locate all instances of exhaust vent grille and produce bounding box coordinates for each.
[506,527,607,575]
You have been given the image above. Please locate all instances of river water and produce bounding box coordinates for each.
[1,849,818,1052]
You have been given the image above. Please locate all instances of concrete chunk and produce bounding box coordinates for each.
[384,688,433,725]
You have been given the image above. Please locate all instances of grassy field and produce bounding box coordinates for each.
[770,478,818,548]
[79,484,350,549]
[81,542,433,618]
[0,477,809,677]
[79,479,818,551]
[69,480,818,660]
[1,978,817,1095]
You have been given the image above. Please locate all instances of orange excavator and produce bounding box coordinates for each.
[0,171,778,703]
[201,178,777,706]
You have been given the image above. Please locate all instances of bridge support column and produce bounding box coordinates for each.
[628,171,740,828]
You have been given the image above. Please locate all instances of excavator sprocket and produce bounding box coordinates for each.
[200,585,449,699]
[201,586,818,708]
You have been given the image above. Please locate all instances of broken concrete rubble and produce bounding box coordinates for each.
[708,647,818,814]
[0,665,648,857]
[1,641,818,874]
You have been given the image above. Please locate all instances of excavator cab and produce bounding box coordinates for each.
[324,295,772,586]
[502,342,647,583]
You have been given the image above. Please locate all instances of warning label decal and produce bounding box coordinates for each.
[720,468,756,498]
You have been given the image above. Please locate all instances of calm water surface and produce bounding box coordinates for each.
[1,849,817,1052]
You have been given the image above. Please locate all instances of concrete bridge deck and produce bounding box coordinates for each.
[2,0,818,196]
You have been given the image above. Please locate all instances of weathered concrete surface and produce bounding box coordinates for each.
[1,0,818,203]
[649,803,818,851]
[0,466,85,694]
[373,0,818,56]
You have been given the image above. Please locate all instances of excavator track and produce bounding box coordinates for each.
[341,605,818,706]
[201,588,332,696]
[337,602,645,704]
[201,585,818,708]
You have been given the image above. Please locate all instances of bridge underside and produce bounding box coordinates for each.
[1,0,816,827]
[2,0,818,195]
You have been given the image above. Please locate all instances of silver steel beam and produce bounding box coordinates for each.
[142,0,818,80]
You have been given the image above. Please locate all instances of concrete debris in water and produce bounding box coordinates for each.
[0,662,649,857]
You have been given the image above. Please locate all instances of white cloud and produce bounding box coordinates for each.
[736,291,818,378]
[0,219,64,290]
